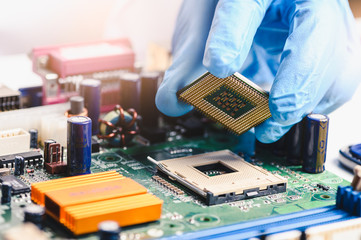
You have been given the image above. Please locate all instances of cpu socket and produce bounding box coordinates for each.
[156,150,287,205]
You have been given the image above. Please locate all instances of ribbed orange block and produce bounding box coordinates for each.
[44,177,148,222]
[64,193,163,235]
[31,171,120,205]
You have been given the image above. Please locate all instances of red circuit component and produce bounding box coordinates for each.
[44,143,67,174]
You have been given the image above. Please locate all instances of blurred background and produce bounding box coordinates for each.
[1,0,361,57]
[0,0,182,63]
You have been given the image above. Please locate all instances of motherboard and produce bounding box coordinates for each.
[0,130,348,239]
[0,39,359,240]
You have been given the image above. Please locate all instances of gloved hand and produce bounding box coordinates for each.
[156,0,361,143]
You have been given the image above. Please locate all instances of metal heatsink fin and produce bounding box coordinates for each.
[177,72,271,135]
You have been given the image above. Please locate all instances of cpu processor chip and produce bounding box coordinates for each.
[156,150,287,205]
[177,72,271,135]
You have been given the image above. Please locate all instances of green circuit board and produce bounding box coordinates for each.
[0,132,349,239]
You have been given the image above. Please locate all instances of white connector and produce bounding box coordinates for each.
[0,103,69,146]
[0,128,30,155]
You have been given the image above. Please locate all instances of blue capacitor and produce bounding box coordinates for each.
[24,204,45,229]
[80,79,101,135]
[302,113,329,173]
[67,116,92,176]
[98,220,121,240]
[1,182,12,204]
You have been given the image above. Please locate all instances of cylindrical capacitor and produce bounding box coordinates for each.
[70,96,85,115]
[271,134,286,157]
[286,121,304,165]
[1,182,12,204]
[14,156,25,176]
[44,139,56,167]
[24,204,45,229]
[302,114,329,173]
[98,220,121,240]
[67,116,92,176]
[120,73,140,110]
[66,96,88,117]
[140,72,160,128]
[80,79,101,135]
[29,129,38,148]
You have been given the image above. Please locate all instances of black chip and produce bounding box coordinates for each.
[0,150,43,168]
[0,175,30,195]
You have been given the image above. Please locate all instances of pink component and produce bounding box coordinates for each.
[32,39,135,106]
[32,39,135,77]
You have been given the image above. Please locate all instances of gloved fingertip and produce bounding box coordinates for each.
[255,118,292,143]
[255,128,281,144]
[203,48,233,78]
[268,95,305,126]
[155,84,193,117]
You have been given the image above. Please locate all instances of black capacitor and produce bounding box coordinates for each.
[44,139,56,167]
[140,72,160,128]
[70,96,85,115]
[98,220,121,240]
[24,204,45,229]
[29,129,38,148]
[286,121,304,165]
[91,136,100,153]
[80,79,101,135]
[120,73,140,110]
[302,113,329,173]
[14,156,25,176]
[271,134,287,157]
[1,182,12,204]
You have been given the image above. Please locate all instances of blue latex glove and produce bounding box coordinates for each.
[156,0,361,143]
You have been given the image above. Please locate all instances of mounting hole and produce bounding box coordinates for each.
[160,221,184,230]
[97,153,122,162]
[313,193,335,201]
[200,217,211,222]
[192,214,220,225]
